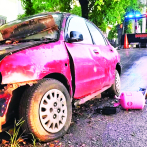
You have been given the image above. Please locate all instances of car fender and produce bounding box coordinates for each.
[0,41,72,88]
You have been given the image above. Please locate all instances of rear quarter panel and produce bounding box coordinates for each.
[104,43,121,85]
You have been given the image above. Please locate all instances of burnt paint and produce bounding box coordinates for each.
[0,41,72,91]
[0,15,58,41]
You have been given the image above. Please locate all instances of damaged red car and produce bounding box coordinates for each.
[0,12,121,142]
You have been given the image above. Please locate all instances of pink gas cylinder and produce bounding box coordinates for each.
[120,91,145,110]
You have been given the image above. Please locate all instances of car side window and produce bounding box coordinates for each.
[86,21,107,46]
[67,17,92,44]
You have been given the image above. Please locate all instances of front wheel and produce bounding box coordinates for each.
[19,78,72,142]
[105,70,121,98]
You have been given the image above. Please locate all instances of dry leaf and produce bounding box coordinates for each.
[17,138,24,143]
[8,129,14,135]
[2,139,9,145]
[49,143,55,147]
[23,141,26,145]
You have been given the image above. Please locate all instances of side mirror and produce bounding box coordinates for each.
[68,31,83,43]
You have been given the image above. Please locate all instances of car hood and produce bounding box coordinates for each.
[0,41,44,61]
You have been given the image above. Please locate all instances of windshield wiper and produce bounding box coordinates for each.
[19,37,57,43]
[0,37,57,45]
[41,37,57,43]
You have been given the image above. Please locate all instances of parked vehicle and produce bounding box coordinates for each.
[0,12,121,142]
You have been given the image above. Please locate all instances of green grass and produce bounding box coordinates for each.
[6,118,25,147]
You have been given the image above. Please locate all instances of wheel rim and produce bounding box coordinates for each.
[39,89,67,133]
[115,72,121,94]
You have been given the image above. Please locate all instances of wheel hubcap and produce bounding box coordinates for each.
[39,89,67,133]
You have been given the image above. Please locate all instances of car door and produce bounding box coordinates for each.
[86,20,115,87]
[64,16,105,99]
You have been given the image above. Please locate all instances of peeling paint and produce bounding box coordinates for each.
[0,80,37,117]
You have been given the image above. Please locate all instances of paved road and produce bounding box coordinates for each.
[118,48,147,92]
[1,48,147,147]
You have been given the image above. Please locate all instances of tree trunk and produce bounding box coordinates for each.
[79,0,89,19]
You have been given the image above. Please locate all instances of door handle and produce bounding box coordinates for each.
[93,49,99,54]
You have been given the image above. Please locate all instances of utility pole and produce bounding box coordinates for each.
[141,0,146,33]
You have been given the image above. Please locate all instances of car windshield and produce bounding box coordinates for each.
[0,13,63,42]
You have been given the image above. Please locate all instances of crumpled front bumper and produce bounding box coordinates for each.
[0,81,37,132]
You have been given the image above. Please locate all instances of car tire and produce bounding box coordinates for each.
[19,78,72,142]
[105,70,121,98]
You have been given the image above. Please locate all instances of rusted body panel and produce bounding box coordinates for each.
[0,14,58,41]
[0,81,37,131]
[0,41,72,86]
[0,115,6,132]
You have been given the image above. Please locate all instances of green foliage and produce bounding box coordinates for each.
[69,5,82,16]
[32,0,60,13]
[89,0,142,32]
[125,21,133,33]
[108,26,117,40]
[20,0,72,16]
[123,19,133,34]
[17,13,26,19]
[6,118,25,147]
[21,0,35,16]
[31,133,37,147]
